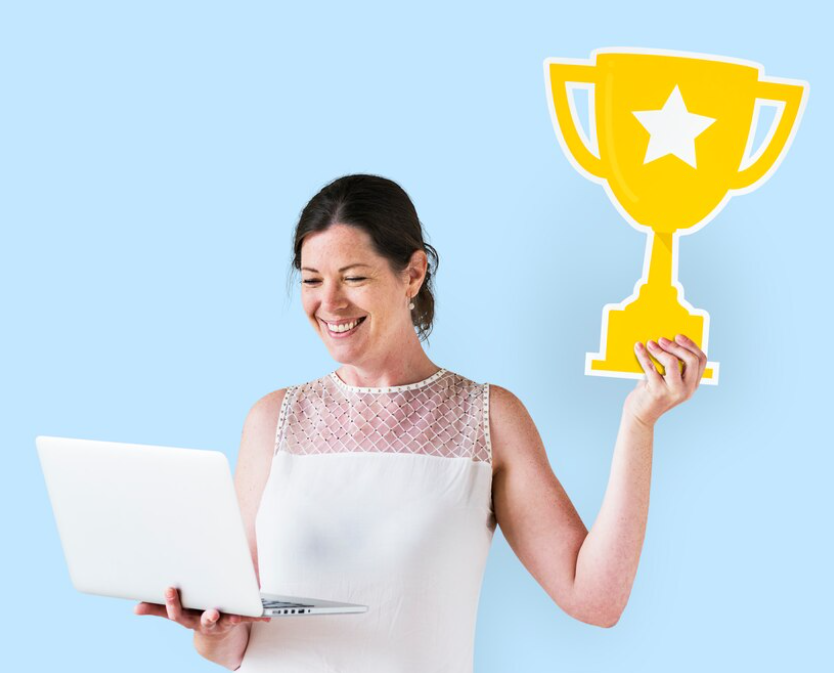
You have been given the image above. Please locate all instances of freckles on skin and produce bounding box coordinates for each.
[299,226,419,360]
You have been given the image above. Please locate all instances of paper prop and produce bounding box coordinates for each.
[544,48,808,384]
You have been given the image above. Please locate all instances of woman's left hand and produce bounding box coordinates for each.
[624,334,707,428]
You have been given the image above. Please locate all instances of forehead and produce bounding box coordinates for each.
[300,224,380,266]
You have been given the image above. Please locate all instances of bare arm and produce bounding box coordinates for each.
[491,335,707,627]
[570,409,653,626]
[574,336,707,624]
[192,388,287,669]
[490,385,595,624]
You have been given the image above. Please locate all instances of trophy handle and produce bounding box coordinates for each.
[546,62,606,179]
[731,79,809,190]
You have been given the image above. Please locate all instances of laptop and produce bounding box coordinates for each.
[36,435,368,618]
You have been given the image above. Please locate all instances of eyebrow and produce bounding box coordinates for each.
[301,264,372,273]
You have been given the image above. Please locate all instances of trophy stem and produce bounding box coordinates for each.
[646,231,674,290]
[589,227,718,382]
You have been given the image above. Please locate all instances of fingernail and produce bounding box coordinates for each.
[634,342,641,351]
[659,337,670,345]
[648,340,658,349]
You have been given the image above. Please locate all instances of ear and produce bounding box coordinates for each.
[404,249,428,296]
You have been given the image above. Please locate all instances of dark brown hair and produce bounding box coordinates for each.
[287,174,439,342]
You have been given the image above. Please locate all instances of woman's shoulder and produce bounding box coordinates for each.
[485,382,524,407]
[246,372,332,417]
[255,383,298,406]
[444,370,519,402]
[243,388,291,433]
[250,373,327,408]
[483,382,530,432]
[482,382,539,475]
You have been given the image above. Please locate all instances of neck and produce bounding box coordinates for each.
[335,335,438,388]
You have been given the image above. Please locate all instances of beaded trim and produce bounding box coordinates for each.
[273,385,298,455]
[482,383,493,465]
[328,368,448,394]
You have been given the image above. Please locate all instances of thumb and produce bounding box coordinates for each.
[202,609,221,630]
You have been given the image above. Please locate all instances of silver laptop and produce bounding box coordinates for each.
[36,435,368,618]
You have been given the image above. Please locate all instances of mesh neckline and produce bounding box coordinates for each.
[328,367,448,394]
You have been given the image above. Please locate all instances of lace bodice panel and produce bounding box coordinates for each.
[274,368,492,464]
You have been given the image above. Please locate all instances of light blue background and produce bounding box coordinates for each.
[3,1,831,671]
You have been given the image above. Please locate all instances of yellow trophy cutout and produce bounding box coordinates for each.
[544,48,808,384]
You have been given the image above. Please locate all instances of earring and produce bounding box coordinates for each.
[408,294,415,311]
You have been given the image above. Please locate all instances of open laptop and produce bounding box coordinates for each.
[36,435,368,618]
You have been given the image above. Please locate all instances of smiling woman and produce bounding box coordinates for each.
[135,174,709,672]
[292,174,439,345]
[296,222,435,378]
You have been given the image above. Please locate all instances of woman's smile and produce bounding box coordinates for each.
[321,316,368,338]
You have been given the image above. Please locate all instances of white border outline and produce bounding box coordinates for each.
[565,82,600,159]
[542,46,810,386]
[739,98,785,172]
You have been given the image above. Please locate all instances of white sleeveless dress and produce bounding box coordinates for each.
[238,367,496,672]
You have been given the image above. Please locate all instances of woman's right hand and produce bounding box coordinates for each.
[134,586,271,638]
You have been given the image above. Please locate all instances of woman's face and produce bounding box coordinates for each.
[300,223,421,367]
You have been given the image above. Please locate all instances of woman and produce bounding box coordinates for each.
[135,174,708,671]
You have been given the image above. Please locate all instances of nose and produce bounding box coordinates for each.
[321,281,348,313]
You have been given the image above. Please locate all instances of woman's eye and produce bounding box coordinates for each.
[301,277,365,285]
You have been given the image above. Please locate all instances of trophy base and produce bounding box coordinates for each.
[586,285,719,385]
[587,355,719,384]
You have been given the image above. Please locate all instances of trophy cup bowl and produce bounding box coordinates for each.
[544,48,808,383]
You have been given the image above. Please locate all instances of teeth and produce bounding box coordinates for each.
[327,318,362,333]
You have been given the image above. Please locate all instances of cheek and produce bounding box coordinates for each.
[301,295,317,318]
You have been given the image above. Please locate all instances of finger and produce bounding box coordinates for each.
[201,609,222,632]
[164,587,183,622]
[170,589,206,629]
[634,342,663,386]
[134,602,168,618]
[658,337,700,389]
[674,334,708,380]
[647,340,683,387]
